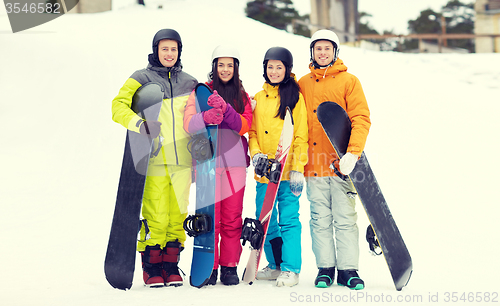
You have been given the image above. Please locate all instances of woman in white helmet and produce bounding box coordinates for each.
[184,45,253,286]
[298,29,371,290]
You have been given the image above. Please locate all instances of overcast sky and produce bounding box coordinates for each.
[294,0,459,34]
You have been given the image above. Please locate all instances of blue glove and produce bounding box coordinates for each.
[289,170,304,197]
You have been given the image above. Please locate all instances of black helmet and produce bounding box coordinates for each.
[263,47,293,85]
[263,47,293,68]
[152,28,182,51]
[148,29,183,68]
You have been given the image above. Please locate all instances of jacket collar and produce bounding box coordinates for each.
[147,63,182,79]
[309,58,347,79]
[262,73,297,94]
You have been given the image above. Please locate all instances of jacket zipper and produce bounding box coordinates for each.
[168,71,179,165]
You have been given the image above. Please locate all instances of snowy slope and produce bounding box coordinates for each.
[1,1,500,305]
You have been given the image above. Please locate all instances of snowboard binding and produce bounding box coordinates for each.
[366,225,382,256]
[241,218,264,250]
[183,214,213,237]
[187,134,214,161]
[254,156,281,184]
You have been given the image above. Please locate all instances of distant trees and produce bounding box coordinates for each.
[245,0,310,37]
[404,0,475,52]
[245,0,475,52]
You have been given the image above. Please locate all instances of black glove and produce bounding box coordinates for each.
[139,120,162,138]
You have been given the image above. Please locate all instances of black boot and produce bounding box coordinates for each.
[207,269,218,285]
[315,267,335,288]
[337,270,364,290]
[220,266,239,286]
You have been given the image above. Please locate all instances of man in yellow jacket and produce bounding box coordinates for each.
[298,29,371,290]
[112,29,197,288]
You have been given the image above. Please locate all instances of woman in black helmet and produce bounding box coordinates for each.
[111,29,197,288]
[248,47,308,287]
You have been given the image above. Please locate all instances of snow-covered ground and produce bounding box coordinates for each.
[1,1,500,305]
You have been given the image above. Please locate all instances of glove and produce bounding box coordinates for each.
[252,153,267,167]
[339,152,359,175]
[207,90,227,113]
[139,120,162,138]
[289,171,304,197]
[203,107,223,125]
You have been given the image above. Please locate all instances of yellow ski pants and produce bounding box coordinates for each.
[137,164,191,252]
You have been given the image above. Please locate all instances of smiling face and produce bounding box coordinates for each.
[216,57,235,84]
[266,60,285,84]
[313,40,335,67]
[157,39,178,68]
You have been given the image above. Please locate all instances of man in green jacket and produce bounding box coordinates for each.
[111,29,197,288]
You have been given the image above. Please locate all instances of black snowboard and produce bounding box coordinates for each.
[317,101,412,291]
[105,83,164,290]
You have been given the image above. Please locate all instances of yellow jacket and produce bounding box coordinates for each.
[112,64,197,167]
[298,59,370,178]
[249,81,309,183]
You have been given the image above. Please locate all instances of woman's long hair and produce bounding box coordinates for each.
[265,61,300,120]
[211,58,248,114]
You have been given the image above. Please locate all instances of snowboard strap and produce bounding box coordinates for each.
[241,218,264,250]
[366,225,382,256]
[183,214,213,237]
[151,136,163,158]
[138,219,151,242]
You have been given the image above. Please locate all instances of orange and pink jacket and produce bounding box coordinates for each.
[298,58,371,178]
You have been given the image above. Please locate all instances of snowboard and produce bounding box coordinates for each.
[186,83,217,288]
[242,107,294,284]
[316,101,412,291]
[104,83,164,290]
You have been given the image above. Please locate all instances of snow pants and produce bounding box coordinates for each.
[213,166,246,269]
[255,180,301,273]
[137,164,191,252]
[306,175,359,270]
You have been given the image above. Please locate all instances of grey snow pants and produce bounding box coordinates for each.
[306,175,359,270]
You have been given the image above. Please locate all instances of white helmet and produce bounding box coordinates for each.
[211,45,240,64]
[310,29,340,68]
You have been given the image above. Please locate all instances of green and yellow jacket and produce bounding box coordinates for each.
[112,64,197,167]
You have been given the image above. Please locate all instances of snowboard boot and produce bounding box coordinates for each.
[315,267,335,288]
[256,265,281,280]
[220,266,239,286]
[207,269,218,285]
[276,271,299,287]
[162,240,183,287]
[337,270,364,290]
[140,244,164,287]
